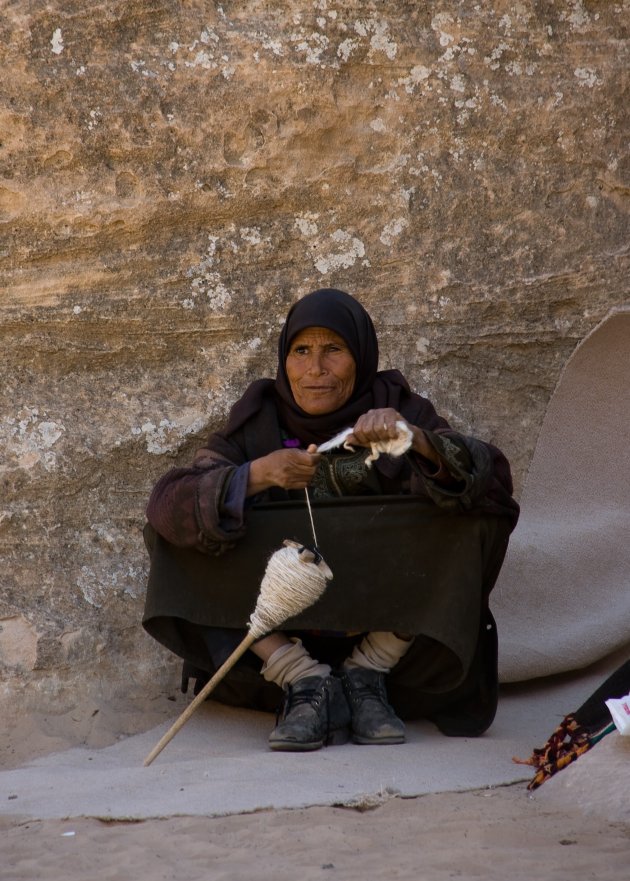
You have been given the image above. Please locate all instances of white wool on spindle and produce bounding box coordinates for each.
[248,540,333,639]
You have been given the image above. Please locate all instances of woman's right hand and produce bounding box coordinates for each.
[247,446,321,495]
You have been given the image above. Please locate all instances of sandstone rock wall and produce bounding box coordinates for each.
[1,1,628,739]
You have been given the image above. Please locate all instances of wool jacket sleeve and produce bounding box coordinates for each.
[145,442,252,554]
[145,397,288,554]
[382,395,519,529]
[400,431,517,527]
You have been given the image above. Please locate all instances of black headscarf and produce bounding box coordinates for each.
[221,288,428,445]
[276,288,379,395]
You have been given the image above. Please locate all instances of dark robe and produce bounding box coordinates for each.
[143,397,517,735]
[142,289,519,736]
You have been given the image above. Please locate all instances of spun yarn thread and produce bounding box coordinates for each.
[248,540,333,639]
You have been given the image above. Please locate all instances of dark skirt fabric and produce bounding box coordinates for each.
[142,495,511,735]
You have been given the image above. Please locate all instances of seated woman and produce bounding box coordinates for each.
[143,288,519,751]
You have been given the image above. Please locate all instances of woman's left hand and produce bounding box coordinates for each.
[345,408,411,447]
[345,408,442,468]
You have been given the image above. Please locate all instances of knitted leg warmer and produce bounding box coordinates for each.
[261,638,331,689]
[343,631,414,674]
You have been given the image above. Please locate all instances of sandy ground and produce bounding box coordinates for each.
[0,693,182,772]
[2,670,628,880]
[2,782,629,881]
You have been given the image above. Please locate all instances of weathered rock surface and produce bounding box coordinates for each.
[1,1,628,748]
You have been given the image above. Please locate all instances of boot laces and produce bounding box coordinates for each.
[276,679,333,744]
[350,677,388,706]
[277,678,328,718]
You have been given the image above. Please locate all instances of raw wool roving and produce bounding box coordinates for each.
[317,420,413,466]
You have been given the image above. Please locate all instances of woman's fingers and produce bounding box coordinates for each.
[269,448,321,488]
[249,449,321,494]
[261,413,413,490]
[350,408,405,446]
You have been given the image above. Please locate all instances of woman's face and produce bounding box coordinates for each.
[285,326,356,415]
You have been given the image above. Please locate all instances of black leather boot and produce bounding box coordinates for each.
[269,674,351,752]
[341,668,406,744]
